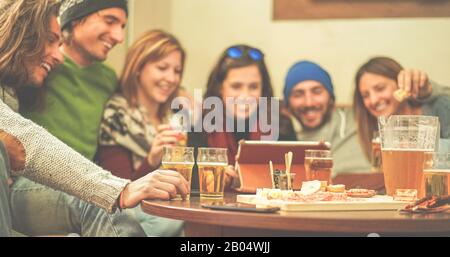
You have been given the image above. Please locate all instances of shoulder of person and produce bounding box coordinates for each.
[332,105,358,134]
[430,94,450,111]
[96,63,119,81]
[103,94,129,118]
[431,81,450,98]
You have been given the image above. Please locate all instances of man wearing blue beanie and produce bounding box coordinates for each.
[284,61,335,130]
[283,60,372,177]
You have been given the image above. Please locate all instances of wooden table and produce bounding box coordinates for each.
[141,193,450,237]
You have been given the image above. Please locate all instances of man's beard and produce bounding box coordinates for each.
[293,102,334,131]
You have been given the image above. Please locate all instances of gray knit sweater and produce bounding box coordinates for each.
[0,86,129,213]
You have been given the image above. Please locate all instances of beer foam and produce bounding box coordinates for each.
[304,157,333,160]
[161,161,195,165]
[381,148,432,152]
[197,162,228,166]
[423,169,450,174]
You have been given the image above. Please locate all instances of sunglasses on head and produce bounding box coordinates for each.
[226,46,264,61]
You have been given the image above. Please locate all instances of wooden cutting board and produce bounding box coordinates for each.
[237,194,410,212]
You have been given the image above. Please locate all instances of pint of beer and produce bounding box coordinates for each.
[423,152,450,197]
[382,149,426,197]
[197,148,228,199]
[378,115,439,197]
[162,146,194,200]
[371,134,382,173]
[304,150,333,184]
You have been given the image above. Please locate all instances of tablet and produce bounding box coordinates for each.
[235,140,331,193]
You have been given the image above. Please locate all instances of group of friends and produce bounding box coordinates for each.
[1,0,449,237]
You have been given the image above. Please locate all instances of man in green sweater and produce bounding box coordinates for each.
[283,60,372,177]
[22,0,125,160]
[19,0,183,237]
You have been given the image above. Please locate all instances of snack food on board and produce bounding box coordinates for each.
[346,188,376,198]
[393,189,418,202]
[393,89,410,102]
[300,180,322,195]
[327,184,345,193]
[256,188,348,202]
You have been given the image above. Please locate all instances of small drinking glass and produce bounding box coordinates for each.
[197,148,228,199]
[423,152,450,197]
[304,150,333,184]
[371,131,382,173]
[161,146,194,200]
[271,170,295,190]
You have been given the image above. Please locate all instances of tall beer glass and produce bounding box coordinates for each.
[423,152,450,197]
[197,148,228,199]
[304,150,333,184]
[161,146,194,200]
[378,115,439,197]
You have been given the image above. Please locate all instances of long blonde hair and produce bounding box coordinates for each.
[0,0,60,88]
[119,29,186,120]
[353,56,403,160]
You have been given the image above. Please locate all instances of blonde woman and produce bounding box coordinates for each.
[98,30,186,180]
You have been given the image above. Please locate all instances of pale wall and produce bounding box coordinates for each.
[106,0,450,105]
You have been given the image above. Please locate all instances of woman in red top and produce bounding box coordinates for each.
[97,30,186,180]
[188,44,295,190]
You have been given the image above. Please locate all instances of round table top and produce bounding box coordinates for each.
[141,193,450,235]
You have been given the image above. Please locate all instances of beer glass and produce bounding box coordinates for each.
[423,152,450,197]
[271,170,296,190]
[304,150,333,184]
[371,131,382,173]
[161,146,194,200]
[197,148,228,199]
[169,114,188,147]
[378,115,439,197]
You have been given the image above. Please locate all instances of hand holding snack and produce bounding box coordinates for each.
[146,124,184,167]
[396,69,432,101]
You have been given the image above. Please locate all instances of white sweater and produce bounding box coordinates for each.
[0,88,129,213]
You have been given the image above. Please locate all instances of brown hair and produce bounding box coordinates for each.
[205,44,273,100]
[0,0,60,88]
[353,56,403,160]
[119,29,185,120]
[204,44,274,123]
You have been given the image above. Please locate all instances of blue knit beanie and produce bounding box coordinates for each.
[283,60,335,104]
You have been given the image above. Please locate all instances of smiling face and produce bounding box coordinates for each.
[358,72,400,118]
[137,50,182,105]
[27,15,64,87]
[288,80,332,130]
[68,7,127,65]
[220,64,263,120]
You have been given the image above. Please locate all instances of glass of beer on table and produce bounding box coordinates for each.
[423,152,450,197]
[197,148,228,199]
[304,150,333,184]
[161,146,195,200]
[378,115,439,198]
[371,131,382,173]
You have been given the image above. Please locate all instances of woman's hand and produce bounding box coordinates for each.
[397,69,432,100]
[146,124,183,168]
[224,165,238,189]
[120,169,190,208]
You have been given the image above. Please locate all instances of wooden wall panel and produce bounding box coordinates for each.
[274,0,450,20]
